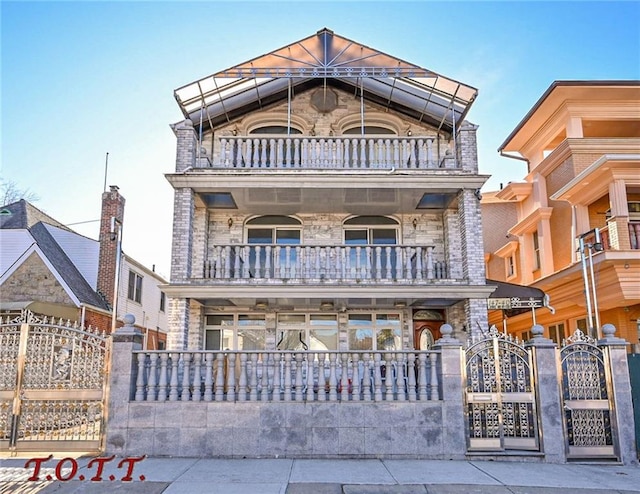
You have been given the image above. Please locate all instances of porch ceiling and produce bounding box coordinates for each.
[166,173,488,214]
[161,284,497,305]
[174,28,477,135]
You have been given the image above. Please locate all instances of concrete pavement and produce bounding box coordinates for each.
[1,456,639,493]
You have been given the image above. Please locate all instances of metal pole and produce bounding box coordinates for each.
[587,245,601,338]
[103,152,109,193]
[110,218,123,335]
[579,237,595,338]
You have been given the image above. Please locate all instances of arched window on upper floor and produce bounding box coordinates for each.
[343,126,396,136]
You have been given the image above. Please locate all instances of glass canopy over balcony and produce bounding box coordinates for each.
[174,28,477,136]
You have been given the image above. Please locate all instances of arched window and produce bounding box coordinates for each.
[246,216,302,277]
[343,216,399,278]
[249,125,302,135]
[343,126,396,135]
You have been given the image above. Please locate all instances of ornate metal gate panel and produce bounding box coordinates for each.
[465,328,539,451]
[0,312,110,453]
[561,330,617,459]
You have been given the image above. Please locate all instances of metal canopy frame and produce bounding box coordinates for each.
[174,28,478,135]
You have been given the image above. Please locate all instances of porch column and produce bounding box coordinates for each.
[458,189,486,284]
[598,324,638,465]
[608,180,631,250]
[525,324,566,463]
[433,324,466,459]
[105,314,142,455]
[457,122,479,173]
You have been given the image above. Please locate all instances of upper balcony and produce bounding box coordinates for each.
[200,135,455,170]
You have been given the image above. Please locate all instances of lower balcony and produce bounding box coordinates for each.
[202,244,447,282]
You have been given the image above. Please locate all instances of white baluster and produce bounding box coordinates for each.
[242,246,250,278]
[158,353,169,401]
[319,138,326,166]
[404,247,412,280]
[180,353,191,401]
[415,247,423,280]
[285,245,291,278]
[409,139,417,168]
[426,246,434,279]
[283,353,292,402]
[169,353,179,401]
[418,353,428,400]
[385,247,392,279]
[294,138,301,167]
[293,246,300,279]
[407,353,417,401]
[260,138,268,167]
[328,353,338,401]
[191,353,201,402]
[362,353,372,401]
[314,246,321,278]
[238,354,247,401]
[355,246,362,279]
[306,357,315,402]
[351,353,360,402]
[384,138,392,166]
[260,354,269,402]
[276,138,283,167]
[274,246,281,278]
[365,246,372,280]
[373,353,383,401]
[317,353,326,401]
[148,353,158,401]
[359,138,367,168]
[245,138,253,168]
[215,353,225,401]
[233,246,241,279]
[373,246,382,280]
[249,353,258,401]
[285,138,292,167]
[295,353,304,401]
[426,138,434,167]
[219,138,228,167]
[265,246,272,278]
[325,246,332,278]
[385,353,394,401]
[254,246,262,278]
[272,353,281,402]
[429,352,439,400]
[340,353,349,402]
[135,352,146,401]
[304,246,312,279]
[204,353,214,401]
[396,352,406,401]
[393,139,400,167]
[227,353,236,401]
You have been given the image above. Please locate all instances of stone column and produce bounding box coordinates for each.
[433,324,467,459]
[525,324,566,463]
[457,122,479,173]
[598,323,638,465]
[105,314,143,455]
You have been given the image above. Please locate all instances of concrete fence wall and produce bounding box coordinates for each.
[105,315,638,464]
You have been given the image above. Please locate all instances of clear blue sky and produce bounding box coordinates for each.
[2,1,639,278]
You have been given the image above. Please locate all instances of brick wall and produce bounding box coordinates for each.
[97,186,125,307]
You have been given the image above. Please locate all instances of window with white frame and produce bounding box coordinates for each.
[343,216,399,278]
[532,231,541,271]
[204,314,266,350]
[246,216,301,277]
[127,270,143,304]
[347,313,401,351]
[276,313,338,351]
[548,322,566,345]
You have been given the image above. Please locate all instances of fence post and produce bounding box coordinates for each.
[432,324,466,459]
[598,323,639,465]
[105,314,143,455]
[525,324,566,463]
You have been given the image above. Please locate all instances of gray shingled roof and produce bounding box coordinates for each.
[0,199,70,231]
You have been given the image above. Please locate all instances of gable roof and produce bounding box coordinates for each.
[174,28,477,135]
[0,199,71,231]
[27,223,109,310]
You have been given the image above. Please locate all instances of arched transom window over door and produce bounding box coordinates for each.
[343,216,399,278]
[246,215,302,277]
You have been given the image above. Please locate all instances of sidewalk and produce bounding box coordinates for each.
[1,456,639,494]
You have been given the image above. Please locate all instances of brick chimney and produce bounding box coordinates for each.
[97,185,125,308]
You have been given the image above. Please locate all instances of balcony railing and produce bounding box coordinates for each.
[132,350,441,403]
[208,135,454,170]
[582,221,640,250]
[202,244,447,281]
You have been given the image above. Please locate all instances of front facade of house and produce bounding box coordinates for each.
[482,81,640,349]
[163,28,492,352]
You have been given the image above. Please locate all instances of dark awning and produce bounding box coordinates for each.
[487,279,548,313]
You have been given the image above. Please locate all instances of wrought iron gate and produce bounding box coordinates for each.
[0,311,110,453]
[465,328,539,451]
[560,329,617,459]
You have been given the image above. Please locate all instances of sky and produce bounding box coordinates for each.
[2,1,639,279]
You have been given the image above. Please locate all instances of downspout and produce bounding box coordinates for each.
[499,149,530,167]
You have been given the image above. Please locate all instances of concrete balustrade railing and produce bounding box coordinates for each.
[132,350,441,403]
[212,135,453,169]
[202,244,447,281]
